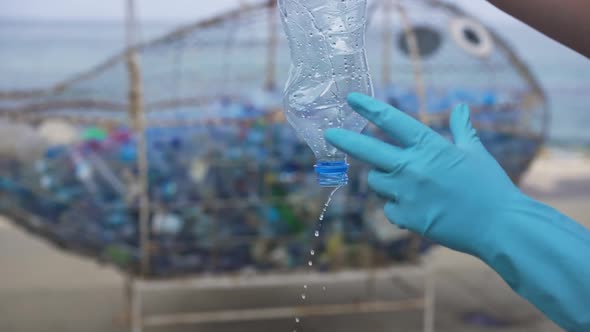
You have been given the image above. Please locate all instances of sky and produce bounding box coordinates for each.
[0,0,243,22]
[0,0,515,24]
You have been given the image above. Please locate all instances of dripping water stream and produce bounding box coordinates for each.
[294,185,341,331]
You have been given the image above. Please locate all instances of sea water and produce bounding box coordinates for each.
[0,20,586,146]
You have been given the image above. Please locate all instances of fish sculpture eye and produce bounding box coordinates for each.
[450,17,494,58]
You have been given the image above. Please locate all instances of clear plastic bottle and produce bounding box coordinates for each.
[279,0,374,187]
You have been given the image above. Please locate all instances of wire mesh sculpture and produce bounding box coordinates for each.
[0,0,547,278]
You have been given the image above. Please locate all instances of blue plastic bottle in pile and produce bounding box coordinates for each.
[279,0,374,187]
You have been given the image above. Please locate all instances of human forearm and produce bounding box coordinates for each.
[482,194,590,332]
[487,0,590,58]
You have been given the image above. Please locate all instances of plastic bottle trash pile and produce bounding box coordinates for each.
[0,0,547,277]
[0,86,541,277]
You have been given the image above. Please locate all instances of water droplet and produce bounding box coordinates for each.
[322,286,327,291]
[295,318,300,323]
[314,231,319,237]
[301,294,306,300]
[310,250,315,256]
[308,261,313,266]
[303,284,308,289]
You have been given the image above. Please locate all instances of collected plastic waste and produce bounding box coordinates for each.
[0,85,541,277]
[279,0,374,187]
[0,0,548,278]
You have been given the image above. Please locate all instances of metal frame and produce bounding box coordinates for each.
[125,262,436,332]
[0,1,553,331]
[120,1,435,331]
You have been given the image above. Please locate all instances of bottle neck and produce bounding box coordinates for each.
[314,160,349,187]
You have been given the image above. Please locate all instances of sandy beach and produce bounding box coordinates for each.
[0,149,587,332]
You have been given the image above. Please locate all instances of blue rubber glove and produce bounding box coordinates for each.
[325,93,590,332]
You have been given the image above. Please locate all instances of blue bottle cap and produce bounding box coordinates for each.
[314,161,349,187]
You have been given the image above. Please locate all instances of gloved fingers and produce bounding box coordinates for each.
[347,92,442,148]
[384,201,426,235]
[383,201,412,230]
[368,170,401,201]
[450,103,485,151]
[325,128,406,173]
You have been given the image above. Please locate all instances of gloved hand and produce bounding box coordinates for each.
[325,93,590,332]
[325,92,521,257]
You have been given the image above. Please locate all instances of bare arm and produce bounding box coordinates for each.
[487,0,590,58]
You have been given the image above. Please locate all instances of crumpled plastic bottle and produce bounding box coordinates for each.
[279,0,374,187]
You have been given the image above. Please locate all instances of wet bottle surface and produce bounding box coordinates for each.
[279,0,374,187]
